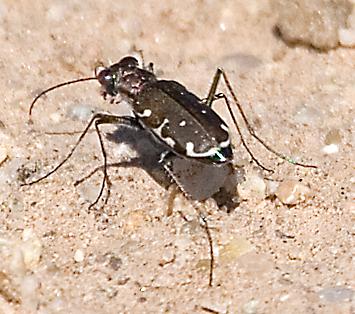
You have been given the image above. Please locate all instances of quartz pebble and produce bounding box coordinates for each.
[68,104,99,120]
[323,143,339,154]
[74,249,85,262]
[218,237,253,262]
[21,229,42,269]
[238,173,267,201]
[276,180,312,205]
[318,286,354,302]
[323,129,342,154]
[293,106,322,125]
[242,300,259,314]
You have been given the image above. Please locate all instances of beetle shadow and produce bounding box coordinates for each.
[104,124,244,212]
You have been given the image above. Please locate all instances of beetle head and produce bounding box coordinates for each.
[97,56,156,98]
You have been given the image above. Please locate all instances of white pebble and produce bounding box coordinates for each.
[339,28,355,46]
[238,173,266,201]
[318,286,354,302]
[218,237,253,262]
[49,113,62,123]
[68,104,99,120]
[20,229,41,269]
[242,300,258,314]
[276,180,312,205]
[74,249,85,262]
[323,144,339,154]
[293,106,322,125]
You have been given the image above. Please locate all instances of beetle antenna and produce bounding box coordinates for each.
[29,77,97,116]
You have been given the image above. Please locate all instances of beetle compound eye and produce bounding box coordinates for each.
[97,68,111,86]
[98,69,117,96]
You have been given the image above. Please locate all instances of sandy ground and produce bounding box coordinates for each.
[1,0,355,313]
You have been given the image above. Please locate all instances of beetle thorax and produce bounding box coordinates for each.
[117,71,157,97]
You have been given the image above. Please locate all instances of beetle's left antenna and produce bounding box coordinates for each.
[29,77,97,116]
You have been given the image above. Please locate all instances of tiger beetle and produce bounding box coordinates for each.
[24,56,316,286]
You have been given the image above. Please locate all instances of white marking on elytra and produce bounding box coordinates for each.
[219,137,230,148]
[179,120,186,127]
[185,141,221,158]
[220,123,229,132]
[164,137,176,147]
[136,109,152,118]
[153,118,176,148]
[159,151,170,163]
[201,110,206,114]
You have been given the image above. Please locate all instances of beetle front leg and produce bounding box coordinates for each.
[22,114,141,210]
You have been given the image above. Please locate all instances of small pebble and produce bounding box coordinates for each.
[49,112,62,123]
[242,300,258,314]
[196,259,211,273]
[0,240,26,276]
[318,286,354,302]
[218,237,253,262]
[237,173,267,201]
[117,278,130,285]
[324,129,342,145]
[276,180,312,205]
[77,185,101,204]
[74,249,85,262]
[293,106,322,125]
[159,249,175,266]
[124,210,149,231]
[67,104,99,120]
[105,288,118,299]
[109,256,122,270]
[180,220,200,234]
[21,229,41,269]
[120,240,142,253]
[323,144,339,154]
[339,27,355,46]
[323,129,342,154]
